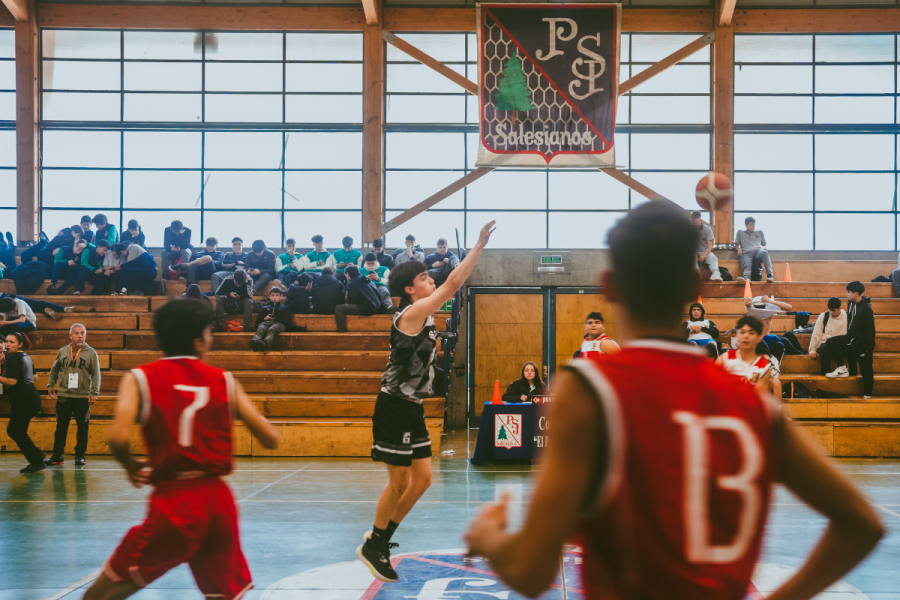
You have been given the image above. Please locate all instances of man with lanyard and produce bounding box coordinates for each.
[574,311,620,358]
[44,323,101,466]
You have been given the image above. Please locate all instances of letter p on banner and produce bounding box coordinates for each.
[476,3,621,168]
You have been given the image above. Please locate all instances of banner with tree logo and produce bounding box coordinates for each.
[476,3,620,168]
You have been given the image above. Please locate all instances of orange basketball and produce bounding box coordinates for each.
[695,171,734,212]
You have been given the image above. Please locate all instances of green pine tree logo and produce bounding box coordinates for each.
[495,54,536,126]
[497,425,508,440]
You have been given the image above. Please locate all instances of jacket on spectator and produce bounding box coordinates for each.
[0,298,36,326]
[121,229,146,248]
[164,227,192,252]
[424,250,459,270]
[847,296,876,353]
[46,343,101,399]
[220,251,249,272]
[303,250,332,273]
[276,252,304,275]
[682,304,719,341]
[258,300,292,327]
[81,230,94,244]
[246,249,276,279]
[54,245,81,266]
[346,275,382,316]
[96,224,119,245]
[286,274,313,314]
[393,245,425,265]
[192,249,225,271]
[311,273,344,315]
[214,274,253,301]
[80,244,103,269]
[42,232,74,264]
[357,252,394,270]
[329,249,362,275]
[808,309,848,354]
[501,364,547,403]
[361,264,390,287]
[181,284,212,306]
[104,244,146,268]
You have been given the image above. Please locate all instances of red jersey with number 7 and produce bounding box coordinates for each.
[130,356,236,484]
[566,339,777,600]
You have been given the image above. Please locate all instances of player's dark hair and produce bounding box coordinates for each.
[81,215,92,224]
[111,242,128,254]
[607,202,698,326]
[232,237,243,244]
[744,216,756,225]
[233,269,248,285]
[285,238,296,246]
[205,237,217,246]
[342,236,353,248]
[251,240,266,253]
[345,265,360,278]
[585,311,604,323]
[846,280,865,294]
[127,219,139,230]
[322,267,334,276]
[389,260,427,303]
[736,315,763,335]
[311,234,323,244]
[405,234,416,242]
[0,297,15,312]
[364,252,377,262]
[372,238,384,248]
[92,214,108,226]
[437,238,448,246]
[827,297,842,310]
[689,211,701,220]
[171,220,184,231]
[96,240,111,250]
[688,302,705,319]
[269,287,283,297]
[153,299,215,357]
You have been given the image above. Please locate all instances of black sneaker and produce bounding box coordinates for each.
[21,462,46,474]
[44,455,64,466]
[249,339,260,352]
[356,540,399,583]
[75,456,85,466]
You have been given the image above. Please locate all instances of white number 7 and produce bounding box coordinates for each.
[175,385,210,447]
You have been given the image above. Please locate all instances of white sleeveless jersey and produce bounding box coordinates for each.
[579,335,610,358]
[722,349,780,383]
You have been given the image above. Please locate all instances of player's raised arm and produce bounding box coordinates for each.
[234,379,281,449]
[766,417,883,600]
[108,372,150,487]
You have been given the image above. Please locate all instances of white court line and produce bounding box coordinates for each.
[41,568,102,600]
[238,463,312,503]
[878,505,900,520]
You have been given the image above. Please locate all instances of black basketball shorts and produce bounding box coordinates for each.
[371,392,432,466]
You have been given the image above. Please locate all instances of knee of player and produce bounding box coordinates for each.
[412,471,432,491]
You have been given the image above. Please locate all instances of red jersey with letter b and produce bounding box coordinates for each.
[131,357,236,484]
[568,340,776,600]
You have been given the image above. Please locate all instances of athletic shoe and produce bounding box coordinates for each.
[826,366,849,379]
[363,531,399,551]
[249,338,260,352]
[709,271,723,282]
[766,277,775,283]
[357,535,398,583]
[45,285,57,295]
[64,306,75,313]
[39,231,49,243]
[864,396,872,399]
[5,231,13,245]
[72,291,81,295]
[259,340,269,353]
[21,462,46,474]
[44,455,64,466]
[75,456,85,466]
[119,288,128,296]
[735,277,746,283]
[44,308,62,320]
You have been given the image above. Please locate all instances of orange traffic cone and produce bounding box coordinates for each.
[783,263,792,283]
[697,295,703,305]
[491,380,503,405]
[743,279,752,300]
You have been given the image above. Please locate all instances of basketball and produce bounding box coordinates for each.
[695,171,734,212]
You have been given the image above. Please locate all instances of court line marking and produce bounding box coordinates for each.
[41,568,102,600]
[878,505,900,520]
[238,463,312,503]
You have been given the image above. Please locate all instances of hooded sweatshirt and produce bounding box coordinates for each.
[847,296,876,352]
[683,304,719,342]
[47,343,101,399]
[808,309,848,354]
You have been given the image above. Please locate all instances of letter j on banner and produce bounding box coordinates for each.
[476,3,621,168]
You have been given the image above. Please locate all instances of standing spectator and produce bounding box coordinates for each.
[335,265,383,332]
[77,239,111,295]
[79,216,94,244]
[210,237,248,293]
[120,219,146,249]
[92,214,119,245]
[830,281,876,399]
[246,240,277,294]
[276,238,304,286]
[683,302,719,357]
[44,323,100,467]
[181,283,212,307]
[161,220,193,274]
[361,252,394,312]
[734,216,774,283]
[214,269,254,332]
[501,362,547,403]
[424,238,460,287]
[108,243,159,296]
[286,273,313,315]
[0,332,44,473]
[0,296,36,336]
[393,234,425,266]
[358,238,394,269]
[47,239,90,295]
[250,287,291,352]
[329,236,362,282]
[170,237,224,287]
[303,234,331,277]
[573,312,620,358]
[311,267,344,315]
[690,211,723,281]
[810,297,848,378]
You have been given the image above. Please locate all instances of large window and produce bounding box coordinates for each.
[40,30,364,247]
[1,29,14,225]
[384,33,711,249]
[735,34,899,251]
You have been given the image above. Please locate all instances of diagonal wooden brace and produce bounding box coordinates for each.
[599,168,669,202]
[383,30,478,96]
[619,32,715,96]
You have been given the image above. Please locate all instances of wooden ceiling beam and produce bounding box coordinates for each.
[1,0,27,22]
[734,8,900,33]
[718,0,737,27]
[0,4,15,26]
[361,0,379,27]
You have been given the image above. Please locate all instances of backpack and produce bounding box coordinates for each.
[814,389,850,399]
[782,381,811,399]
[718,266,733,282]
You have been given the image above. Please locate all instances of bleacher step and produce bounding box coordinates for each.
[698,281,896,298]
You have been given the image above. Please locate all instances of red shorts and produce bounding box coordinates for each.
[104,477,252,600]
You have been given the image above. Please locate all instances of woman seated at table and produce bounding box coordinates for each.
[502,362,547,403]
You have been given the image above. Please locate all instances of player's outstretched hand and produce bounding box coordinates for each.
[476,221,497,250]
[126,458,152,488]
[465,491,509,557]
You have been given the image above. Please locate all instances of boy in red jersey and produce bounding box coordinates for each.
[84,299,281,600]
[466,201,883,600]
[573,311,620,358]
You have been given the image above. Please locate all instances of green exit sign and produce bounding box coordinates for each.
[541,255,562,264]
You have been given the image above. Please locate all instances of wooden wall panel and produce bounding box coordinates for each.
[475,294,543,324]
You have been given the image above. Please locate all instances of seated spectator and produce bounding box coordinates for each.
[120,219,146,249]
[210,237,248,293]
[311,267,344,315]
[276,238,304,286]
[9,230,60,295]
[0,296,36,336]
[573,312,620,358]
[734,216,773,283]
[393,234,425,266]
[246,240,278,294]
[171,237,224,287]
[79,215,94,244]
[690,211,723,282]
[743,295,792,337]
[809,297,848,378]
[335,265,384,332]
[250,287,291,352]
[161,220,193,274]
[77,240,111,295]
[424,238,460,287]
[0,231,14,277]
[0,292,72,321]
[361,252,394,312]
[92,214,119,245]
[358,238,394,269]
[501,362,547,403]
[716,315,781,398]
[303,234,331,277]
[213,268,253,332]
[286,273,313,315]
[181,283,212,307]
[47,239,90,295]
[329,236,362,283]
[683,301,719,358]
[107,242,158,296]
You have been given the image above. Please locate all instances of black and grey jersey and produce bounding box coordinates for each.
[380,305,438,404]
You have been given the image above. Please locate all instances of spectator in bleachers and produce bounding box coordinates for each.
[359,238,394,269]
[329,236,362,282]
[361,252,394,312]
[171,237,224,287]
[716,315,781,397]
[246,240,278,294]
[303,234,331,277]
[501,362,547,403]
[393,234,425,266]
[286,273,313,315]
[809,297,848,377]
[92,214,119,245]
[425,238,460,287]
[734,216,774,283]
[311,267,344,315]
[213,268,254,332]
[77,239,111,295]
[120,219,145,249]
[0,331,44,473]
[210,237,248,293]
[250,287,291,352]
[79,216,94,244]
[0,292,72,321]
[690,211,723,282]
[161,220,193,275]
[8,227,75,295]
[181,283,212,307]
[276,238,304,286]
[0,297,36,336]
[47,238,90,295]
[0,231,14,277]
[335,265,383,332]
[44,323,100,467]
[683,302,719,357]
[107,243,158,296]
[833,281,876,399]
